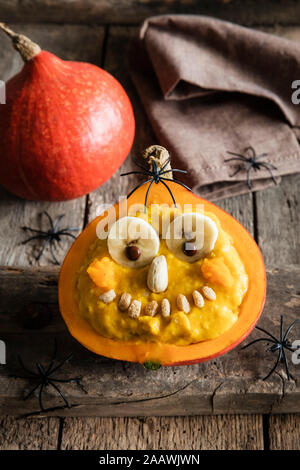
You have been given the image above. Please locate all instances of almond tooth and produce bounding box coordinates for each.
[192,290,205,308]
[176,294,190,313]
[161,298,171,317]
[147,255,168,293]
[128,300,141,318]
[99,289,116,304]
[202,286,216,300]
[118,292,132,311]
[144,300,159,317]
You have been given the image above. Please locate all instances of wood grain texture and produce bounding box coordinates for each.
[0,24,106,266]
[254,27,300,267]
[0,416,59,450]
[61,415,264,450]
[216,193,254,236]
[0,1,300,26]
[255,174,300,266]
[269,415,300,450]
[0,265,299,416]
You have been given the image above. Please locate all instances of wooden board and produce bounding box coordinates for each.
[1,1,300,26]
[0,416,60,450]
[0,265,299,417]
[269,415,300,450]
[60,415,264,450]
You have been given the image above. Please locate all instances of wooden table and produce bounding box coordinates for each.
[0,0,299,451]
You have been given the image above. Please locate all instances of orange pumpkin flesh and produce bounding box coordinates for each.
[59,181,266,366]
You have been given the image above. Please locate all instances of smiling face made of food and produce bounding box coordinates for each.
[76,204,249,346]
[59,145,266,365]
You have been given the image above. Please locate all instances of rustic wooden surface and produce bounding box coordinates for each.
[1,265,299,417]
[0,14,299,450]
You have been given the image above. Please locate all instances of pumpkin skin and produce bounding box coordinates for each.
[59,180,266,366]
[0,35,135,201]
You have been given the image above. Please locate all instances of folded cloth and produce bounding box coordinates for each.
[130,15,300,200]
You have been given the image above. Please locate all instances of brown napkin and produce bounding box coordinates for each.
[130,15,300,200]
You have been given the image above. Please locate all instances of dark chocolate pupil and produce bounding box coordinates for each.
[182,241,198,257]
[126,245,141,261]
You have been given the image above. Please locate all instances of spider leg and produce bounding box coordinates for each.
[49,240,60,265]
[133,160,153,175]
[254,153,268,161]
[247,166,252,190]
[39,383,45,411]
[160,157,172,172]
[160,180,177,207]
[283,319,300,342]
[42,211,54,231]
[263,348,282,381]
[241,337,277,350]
[224,156,248,163]
[126,179,153,199]
[230,166,242,178]
[49,381,70,408]
[255,326,279,342]
[22,227,48,235]
[159,169,188,176]
[22,234,48,245]
[280,315,283,342]
[59,227,80,233]
[244,146,256,158]
[160,177,192,192]
[59,232,77,240]
[53,214,65,232]
[48,354,73,377]
[226,151,249,161]
[17,355,38,377]
[258,163,278,185]
[35,238,50,261]
[24,382,42,401]
[144,179,155,209]
[259,160,277,169]
[121,170,152,177]
[282,348,291,380]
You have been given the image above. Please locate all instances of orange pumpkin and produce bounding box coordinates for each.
[59,146,266,367]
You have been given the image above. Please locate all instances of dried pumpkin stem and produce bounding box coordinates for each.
[142,145,173,180]
[0,22,41,62]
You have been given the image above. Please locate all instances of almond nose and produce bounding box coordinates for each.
[147,255,168,293]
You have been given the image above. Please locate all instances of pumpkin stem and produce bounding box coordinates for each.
[142,145,173,180]
[0,23,41,62]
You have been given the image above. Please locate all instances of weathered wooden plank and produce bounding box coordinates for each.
[255,174,300,266]
[0,416,59,450]
[0,1,300,26]
[254,27,300,267]
[0,265,299,416]
[61,415,264,450]
[216,194,254,237]
[0,24,106,266]
[269,415,300,450]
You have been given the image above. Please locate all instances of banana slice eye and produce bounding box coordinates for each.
[107,216,160,268]
[166,213,218,263]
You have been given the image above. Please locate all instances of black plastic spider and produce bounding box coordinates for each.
[121,155,191,210]
[15,339,82,413]
[225,146,278,190]
[242,316,300,381]
[22,211,79,265]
